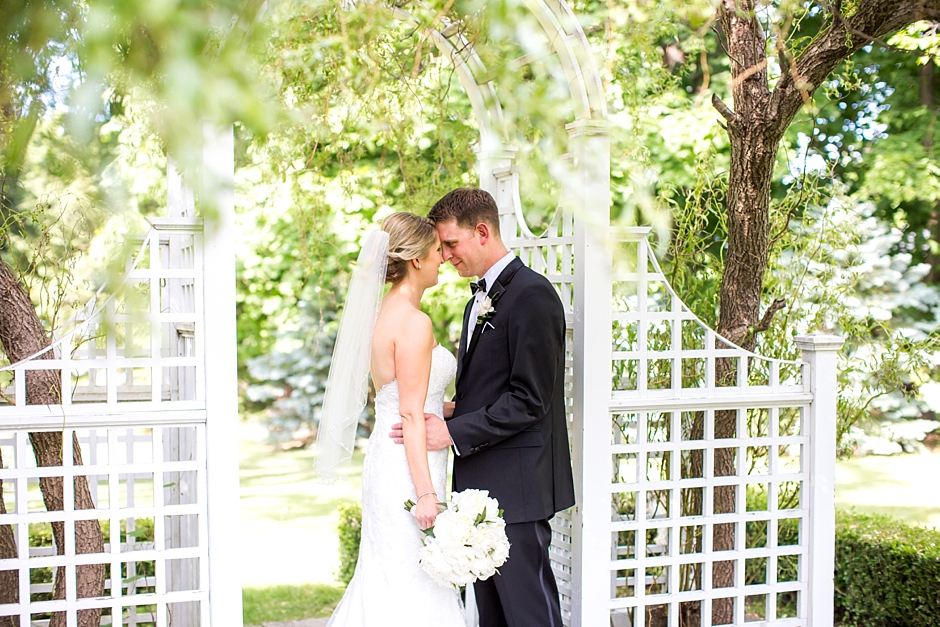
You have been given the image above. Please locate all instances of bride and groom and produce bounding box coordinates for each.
[316,188,575,627]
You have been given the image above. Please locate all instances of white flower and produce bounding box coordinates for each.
[412,489,511,589]
[452,489,488,515]
[432,510,472,547]
[475,297,496,326]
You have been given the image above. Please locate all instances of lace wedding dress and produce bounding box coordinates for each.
[326,344,465,626]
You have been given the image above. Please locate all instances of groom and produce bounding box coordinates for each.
[393,188,575,627]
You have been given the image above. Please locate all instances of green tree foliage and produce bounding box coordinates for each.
[624,3,940,452]
[1,0,276,315]
[235,0,940,450]
[240,0,490,437]
[792,22,940,277]
[336,502,363,586]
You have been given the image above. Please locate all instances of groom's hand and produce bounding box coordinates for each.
[390,413,453,450]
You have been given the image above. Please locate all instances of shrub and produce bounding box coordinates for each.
[835,511,940,626]
[336,502,362,585]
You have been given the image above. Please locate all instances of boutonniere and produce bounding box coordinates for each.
[476,296,496,326]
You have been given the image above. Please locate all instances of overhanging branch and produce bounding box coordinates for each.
[770,0,940,138]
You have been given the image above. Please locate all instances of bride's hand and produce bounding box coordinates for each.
[443,402,455,419]
[415,493,441,530]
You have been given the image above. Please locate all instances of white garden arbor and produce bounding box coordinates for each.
[0,1,842,626]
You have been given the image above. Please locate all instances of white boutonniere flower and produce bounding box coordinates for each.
[476,296,496,326]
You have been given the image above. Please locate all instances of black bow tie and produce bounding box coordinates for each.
[470,278,487,295]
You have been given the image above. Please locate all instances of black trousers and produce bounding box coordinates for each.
[473,519,563,627]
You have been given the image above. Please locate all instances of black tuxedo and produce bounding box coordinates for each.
[448,256,575,627]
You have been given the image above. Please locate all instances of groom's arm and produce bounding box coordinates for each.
[446,279,564,454]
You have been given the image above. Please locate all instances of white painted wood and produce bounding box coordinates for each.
[0,3,842,626]
[0,422,210,624]
[166,160,201,627]
[0,151,211,627]
[795,335,842,627]
[567,120,611,627]
[200,123,243,627]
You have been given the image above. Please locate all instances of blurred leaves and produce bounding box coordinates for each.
[0,0,937,453]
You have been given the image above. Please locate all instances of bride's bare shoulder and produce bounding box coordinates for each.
[376,299,432,340]
[398,307,433,341]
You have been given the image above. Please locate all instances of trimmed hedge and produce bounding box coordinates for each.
[836,511,940,626]
[336,502,362,586]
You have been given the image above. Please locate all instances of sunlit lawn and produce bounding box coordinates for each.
[835,451,940,527]
[239,420,363,588]
[242,583,344,625]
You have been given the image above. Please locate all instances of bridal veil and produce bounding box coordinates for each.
[315,230,389,482]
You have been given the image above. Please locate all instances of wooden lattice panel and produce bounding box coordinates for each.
[501,171,578,625]
[606,230,812,627]
[607,405,808,627]
[0,424,209,627]
[0,221,210,626]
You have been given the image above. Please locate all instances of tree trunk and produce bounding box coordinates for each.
[0,259,105,627]
[0,447,18,627]
[707,0,940,622]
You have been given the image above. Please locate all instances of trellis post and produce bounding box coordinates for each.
[796,334,843,627]
[568,119,611,627]
[201,124,243,626]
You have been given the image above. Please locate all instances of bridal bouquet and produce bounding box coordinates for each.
[405,489,511,588]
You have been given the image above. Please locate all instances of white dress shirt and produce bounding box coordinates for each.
[466,251,516,341]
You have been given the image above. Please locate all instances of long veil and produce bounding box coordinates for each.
[315,229,389,482]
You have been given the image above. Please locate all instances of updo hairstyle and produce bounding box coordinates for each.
[380,212,438,285]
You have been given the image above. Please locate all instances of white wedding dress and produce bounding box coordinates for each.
[327,344,465,626]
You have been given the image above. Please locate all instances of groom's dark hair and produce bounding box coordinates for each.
[428,188,500,236]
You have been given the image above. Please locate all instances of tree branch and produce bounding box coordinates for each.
[824,0,936,53]
[753,298,787,334]
[770,0,940,139]
[711,24,746,69]
[712,93,736,123]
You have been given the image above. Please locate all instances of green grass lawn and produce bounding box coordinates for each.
[239,419,362,623]
[239,420,363,587]
[242,583,344,625]
[835,451,940,527]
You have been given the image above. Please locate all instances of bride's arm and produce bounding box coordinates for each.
[396,313,439,530]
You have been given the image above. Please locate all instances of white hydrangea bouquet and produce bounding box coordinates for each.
[404,488,511,589]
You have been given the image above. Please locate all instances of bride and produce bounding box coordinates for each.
[316,212,466,626]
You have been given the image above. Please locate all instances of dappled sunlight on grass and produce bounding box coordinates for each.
[239,419,365,586]
[836,452,940,528]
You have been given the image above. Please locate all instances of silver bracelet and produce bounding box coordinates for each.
[416,490,437,501]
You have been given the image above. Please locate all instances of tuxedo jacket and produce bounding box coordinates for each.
[448,257,576,525]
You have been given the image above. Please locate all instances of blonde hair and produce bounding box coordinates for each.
[380,212,437,285]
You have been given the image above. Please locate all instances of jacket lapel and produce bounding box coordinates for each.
[456,296,474,383]
[460,257,524,372]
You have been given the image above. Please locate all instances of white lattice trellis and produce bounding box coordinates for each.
[0,3,845,626]
[501,217,840,627]
[412,0,843,623]
[0,126,239,627]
